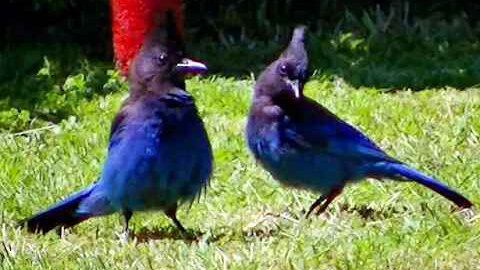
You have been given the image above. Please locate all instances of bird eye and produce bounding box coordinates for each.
[279,64,288,76]
[155,53,168,65]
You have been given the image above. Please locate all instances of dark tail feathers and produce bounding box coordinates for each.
[375,163,473,209]
[21,184,96,234]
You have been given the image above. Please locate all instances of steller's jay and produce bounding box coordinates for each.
[246,26,472,217]
[23,12,212,234]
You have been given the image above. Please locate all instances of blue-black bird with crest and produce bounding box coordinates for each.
[23,12,212,234]
[246,26,472,217]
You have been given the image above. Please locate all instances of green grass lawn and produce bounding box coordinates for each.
[1,73,479,269]
[2,16,480,267]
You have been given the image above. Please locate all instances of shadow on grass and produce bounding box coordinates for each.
[193,33,480,91]
[336,203,410,220]
[132,227,199,243]
[132,227,225,244]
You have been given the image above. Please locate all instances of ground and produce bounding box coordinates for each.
[1,73,479,269]
[1,19,480,268]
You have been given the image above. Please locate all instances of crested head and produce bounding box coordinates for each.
[141,10,185,57]
[110,0,184,76]
[254,25,310,101]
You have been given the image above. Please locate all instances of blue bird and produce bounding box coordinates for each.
[23,13,212,234]
[246,26,473,217]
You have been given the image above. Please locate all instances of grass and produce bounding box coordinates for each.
[1,74,480,269]
[1,12,480,268]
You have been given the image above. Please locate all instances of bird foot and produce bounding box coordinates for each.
[117,230,130,244]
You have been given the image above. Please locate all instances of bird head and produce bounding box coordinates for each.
[128,11,207,91]
[255,26,309,100]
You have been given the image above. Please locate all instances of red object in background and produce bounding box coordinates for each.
[110,0,184,76]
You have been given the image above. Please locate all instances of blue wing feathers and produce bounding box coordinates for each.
[281,99,396,163]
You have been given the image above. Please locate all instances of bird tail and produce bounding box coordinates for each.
[371,163,473,209]
[21,184,98,234]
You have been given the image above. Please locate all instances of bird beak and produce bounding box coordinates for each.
[287,79,301,98]
[175,58,208,76]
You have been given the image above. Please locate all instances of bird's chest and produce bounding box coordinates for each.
[134,109,205,169]
[249,118,303,168]
[106,109,211,210]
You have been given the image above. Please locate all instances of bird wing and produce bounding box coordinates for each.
[283,99,399,164]
[108,109,129,150]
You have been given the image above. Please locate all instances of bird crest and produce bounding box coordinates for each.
[281,25,308,65]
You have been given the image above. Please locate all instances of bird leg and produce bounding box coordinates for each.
[315,188,342,215]
[165,205,187,233]
[123,209,133,234]
[118,209,133,242]
[305,195,326,218]
[306,187,343,218]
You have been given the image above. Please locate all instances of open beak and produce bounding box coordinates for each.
[175,58,208,76]
[287,79,301,98]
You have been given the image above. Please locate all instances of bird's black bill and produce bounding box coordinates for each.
[175,58,208,77]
